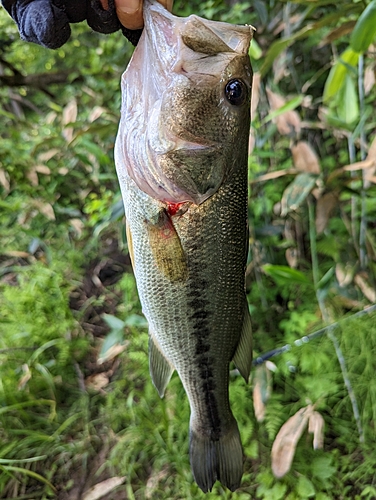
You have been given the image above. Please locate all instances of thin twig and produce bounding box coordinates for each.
[253,305,376,365]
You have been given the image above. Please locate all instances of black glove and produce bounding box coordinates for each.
[1,0,142,49]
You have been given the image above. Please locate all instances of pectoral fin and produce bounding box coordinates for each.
[126,220,135,269]
[149,332,174,398]
[146,210,188,282]
[233,301,252,382]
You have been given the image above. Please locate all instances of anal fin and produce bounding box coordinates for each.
[233,301,252,382]
[149,332,174,397]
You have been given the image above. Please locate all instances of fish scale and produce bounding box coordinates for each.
[115,0,254,492]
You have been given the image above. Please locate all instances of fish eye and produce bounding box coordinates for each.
[224,79,247,106]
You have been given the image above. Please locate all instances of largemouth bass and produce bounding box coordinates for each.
[115,1,253,492]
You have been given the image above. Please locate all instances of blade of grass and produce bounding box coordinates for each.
[0,465,56,492]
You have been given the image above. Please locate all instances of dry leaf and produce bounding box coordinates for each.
[45,111,57,124]
[33,200,55,220]
[62,99,78,125]
[308,411,325,450]
[85,373,110,391]
[271,405,313,478]
[82,477,126,500]
[342,159,374,172]
[26,169,39,186]
[251,72,261,120]
[62,99,78,142]
[34,164,51,175]
[266,89,301,136]
[273,14,302,36]
[98,343,128,365]
[364,65,375,95]
[18,364,31,390]
[0,169,10,192]
[69,218,85,237]
[58,167,69,176]
[364,135,376,187]
[319,21,356,46]
[315,192,338,234]
[292,141,321,174]
[250,168,298,183]
[38,149,59,162]
[88,106,106,123]
[145,467,169,499]
[354,273,376,302]
[335,263,353,287]
[4,250,30,258]
[286,248,298,269]
[342,134,376,188]
[253,364,273,423]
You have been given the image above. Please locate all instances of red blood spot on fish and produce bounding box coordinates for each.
[167,202,185,216]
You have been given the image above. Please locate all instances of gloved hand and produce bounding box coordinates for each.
[1,0,144,48]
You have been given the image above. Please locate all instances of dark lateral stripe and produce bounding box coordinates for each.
[186,215,221,438]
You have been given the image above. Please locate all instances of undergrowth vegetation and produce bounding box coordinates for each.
[1,0,376,498]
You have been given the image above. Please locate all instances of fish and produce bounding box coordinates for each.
[115,0,254,493]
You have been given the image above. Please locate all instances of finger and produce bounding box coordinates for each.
[115,0,144,30]
[115,0,173,30]
[100,0,109,9]
[157,0,174,12]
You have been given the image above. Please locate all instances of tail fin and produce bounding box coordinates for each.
[189,420,243,493]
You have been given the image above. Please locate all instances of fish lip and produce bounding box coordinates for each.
[172,136,221,152]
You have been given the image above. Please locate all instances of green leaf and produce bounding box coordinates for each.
[337,73,359,127]
[1,465,56,492]
[0,456,47,464]
[249,38,262,60]
[263,95,304,124]
[281,173,318,216]
[102,313,125,331]
[263,264,311,285]
[311,456,336,481]
[270,482,288,500]
[260,25,313,77]
[350,0,376,53]
[260,38,292,78]
[323,47,359,103]
[361,486,376,498]
[0,400,56,418]
[315,494,332,500]
[297,475,315,498]
[317,267,335,289]
[100,329,125,359]
[124,314,148,328]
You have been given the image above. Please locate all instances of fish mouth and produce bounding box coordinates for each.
[172,131,220,153]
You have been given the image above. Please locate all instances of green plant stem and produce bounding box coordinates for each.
[325,326,364,443]
[308,197,319,289]
[358,54,367,270]
[308,197,364,443]
[347,135,359,255]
